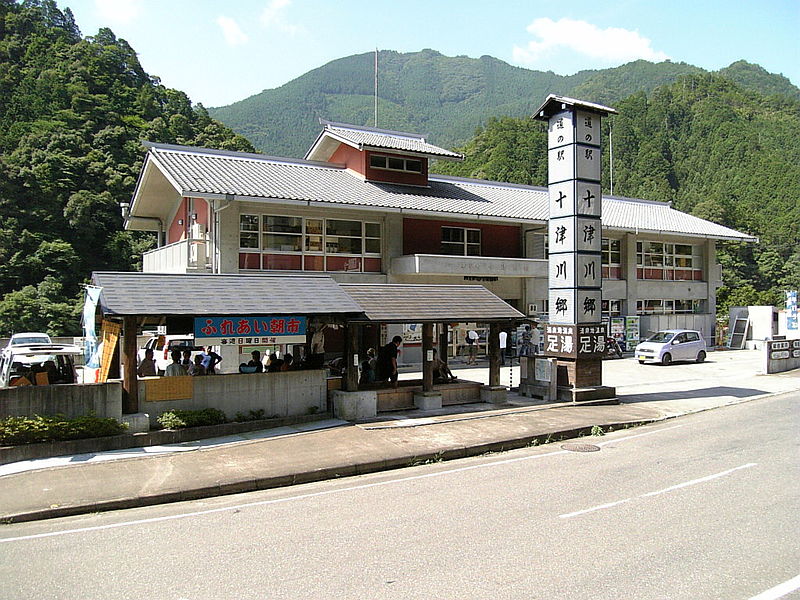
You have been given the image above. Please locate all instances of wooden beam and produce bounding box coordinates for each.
[488,322,500,387]
[422,322,434,392]
[344,323,360,392]
[122,315,139,414]
[438,323,449,365]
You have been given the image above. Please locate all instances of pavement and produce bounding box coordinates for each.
[1,349,798,523]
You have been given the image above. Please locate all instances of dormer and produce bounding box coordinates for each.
[304,119,463,187]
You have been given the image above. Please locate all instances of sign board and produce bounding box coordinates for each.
[624,316,640,346]
[543,323,606,359]
[534,357,552,382]
[194,316,306,346]
[787,290,798,331]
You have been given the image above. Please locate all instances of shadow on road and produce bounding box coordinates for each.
[620,386,769,404]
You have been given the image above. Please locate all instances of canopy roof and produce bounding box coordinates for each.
[341,284,525,323]
[91,273,523,324]
[92,272,364,318]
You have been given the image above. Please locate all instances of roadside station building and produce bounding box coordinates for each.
[125,119,756,358]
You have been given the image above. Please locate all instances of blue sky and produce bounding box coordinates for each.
[56,0,800,108]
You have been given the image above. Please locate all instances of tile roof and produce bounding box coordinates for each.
[310,120,464,160]
[341,284,525,323]
[138,142,757,242]
[91,272,364,317]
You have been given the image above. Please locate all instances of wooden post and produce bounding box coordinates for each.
[422,322,434,392]
[122,315,139,414]
[438,323,449,365]
[488,322,500,387]
[344,323,359,392]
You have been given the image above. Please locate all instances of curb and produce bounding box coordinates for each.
[0,418,655,524]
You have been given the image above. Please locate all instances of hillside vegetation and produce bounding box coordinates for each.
[209,49,797,158]
[435,75,800,313]
[0,0,252,334]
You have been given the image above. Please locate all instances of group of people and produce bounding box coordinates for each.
[137,347,222,377]
[241,350,295,373]
[358,336,457,388]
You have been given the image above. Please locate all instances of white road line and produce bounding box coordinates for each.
[559,463,757,519]
[0,423,685,544]
[748,574,800,600]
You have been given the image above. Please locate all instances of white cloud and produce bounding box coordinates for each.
[513,18,669,66]
[216,16,249,46]
[94,0,141,24]
[260,0,303,35]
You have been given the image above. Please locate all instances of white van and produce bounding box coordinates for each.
[0,342,83,388]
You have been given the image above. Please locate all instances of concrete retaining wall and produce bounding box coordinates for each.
[138,370,327,425]
[0,382,122,420]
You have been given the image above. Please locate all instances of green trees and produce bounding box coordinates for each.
[0,0,252,335]
[435,74,800,318]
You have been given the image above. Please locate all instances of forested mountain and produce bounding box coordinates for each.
[435,75,800,314]
[209,50,796,158]
[1,1,797,334]
[0,0,252,334]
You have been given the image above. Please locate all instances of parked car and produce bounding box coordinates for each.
[0,342,82,387]
[7,332,52,347]
[635,329,707,365]
[138,334,204,374]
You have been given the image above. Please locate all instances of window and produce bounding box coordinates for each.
[601,299,622,316]
[239,214,381,273]
[636,241,703,280]
[441,226,481,256]
[369,153,423,174]
[636,299,705,315]
[601,238,621,279]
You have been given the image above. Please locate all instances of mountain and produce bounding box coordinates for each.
[0,0,252,335]
[209,51,798,158]
[435,74,800,314]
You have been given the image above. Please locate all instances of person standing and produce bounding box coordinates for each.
[376,335,402,388]
[201,346,222,374]
[465,328,479,365]
[499,329,508,366]
[137,348,157,377]
[518,325,532,358]
[164,350,185,376]
[530,321,541,355]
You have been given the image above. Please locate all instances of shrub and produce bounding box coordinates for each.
[0,414,128,445]
[157,408,227,430]
[234,409,266,422]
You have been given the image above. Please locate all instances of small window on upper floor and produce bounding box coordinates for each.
[369,153,423,174]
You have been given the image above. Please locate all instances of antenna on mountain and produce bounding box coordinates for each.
[374,48,379,127]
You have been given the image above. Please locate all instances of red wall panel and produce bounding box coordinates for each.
[402,218,520,257]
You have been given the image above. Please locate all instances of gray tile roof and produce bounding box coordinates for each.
[314,120,464,160]
[341,284,525,323]
[92,272,364,317]
[138,142,756,242]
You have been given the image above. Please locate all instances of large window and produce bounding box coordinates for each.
[239,214,381,272]
[636,299,705,315]
[369,154,423,174]
[601,238,621,279]
[441,226,481,256]
[636,241,703,280]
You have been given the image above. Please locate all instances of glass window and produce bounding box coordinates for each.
[441,226,481,256]
[327,220,362,237]
[240,215,259,231]
[636,240,703,281]
[264,215,302,234]
[370,153,425,174]
[263,233,302,252]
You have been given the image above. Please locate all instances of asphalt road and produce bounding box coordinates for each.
[2,392,798,600]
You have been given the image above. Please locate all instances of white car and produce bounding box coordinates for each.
[138,334,204,374]
[635,329,707,365]
[7,332,52,347]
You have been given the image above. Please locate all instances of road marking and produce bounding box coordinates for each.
[559,462,757,519]
[0,423,685,544]
[748,574,800,600]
